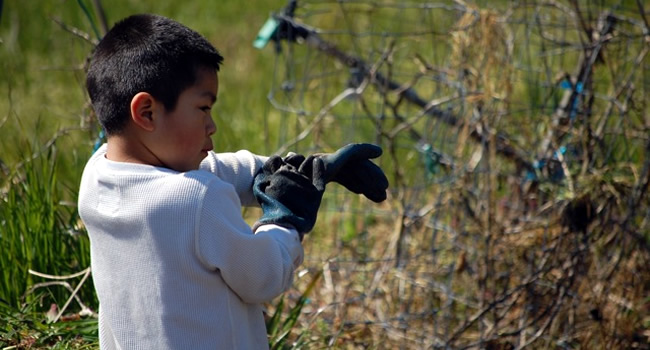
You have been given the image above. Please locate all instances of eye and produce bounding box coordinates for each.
[200,106,212,113]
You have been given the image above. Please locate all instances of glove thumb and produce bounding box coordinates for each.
[298,155,326,192]
[322,143,383,182]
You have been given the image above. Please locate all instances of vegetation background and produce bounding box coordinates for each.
[0,0,293,348]
[1,0,649,349]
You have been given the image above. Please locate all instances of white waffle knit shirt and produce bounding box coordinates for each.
[78,144,303,349]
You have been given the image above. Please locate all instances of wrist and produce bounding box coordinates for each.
[252,223,304,241]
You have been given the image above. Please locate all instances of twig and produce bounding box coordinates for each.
[50,17,98,45]
[516,283,570,349]
[593,46,648,141]
[388,94,462,139]
[569,0,592,40]
[444,276,538,347]
[274,86,365,155]
[27,267,96,321]
[274,39,394,155]
[54,267,93,322]
[275,14,534,171]
[12,126,86,174]
[28,268,90,280]
[92,0,108,35]
[636,0,650,37]
[538,11,617,160]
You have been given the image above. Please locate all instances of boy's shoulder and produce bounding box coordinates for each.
[84,145,234,193]
[178,169,233,192]
[181,168,218,183]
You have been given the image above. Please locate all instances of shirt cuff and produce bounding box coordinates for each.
[253,224,304,268]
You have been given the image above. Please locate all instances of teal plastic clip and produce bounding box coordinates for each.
[253,17,280,49]
[421,143,441,176]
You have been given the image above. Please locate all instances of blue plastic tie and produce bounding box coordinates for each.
[560,79,583,120]
[93,129,105,153]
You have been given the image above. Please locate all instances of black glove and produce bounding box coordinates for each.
[286,144,388,203]
[253,155,326,237]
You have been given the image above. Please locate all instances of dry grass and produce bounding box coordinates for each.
[262,0,650,348]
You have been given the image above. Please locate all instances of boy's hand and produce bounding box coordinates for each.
[253,155,326,238]
[285,144,389,203]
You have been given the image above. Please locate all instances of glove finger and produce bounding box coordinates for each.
[272,168,312,189]
[297,155,315,177]
[338,176,386,202]
[323,143,383,181]
[349,143,383,159]
[333,159,387,186]
[363,160,389,189]
[311,157,326,192]
[330,143,383,162]
[283,153,306,168]
[335,160,388,202]
[298,155,328,192]
[263,155,285,174]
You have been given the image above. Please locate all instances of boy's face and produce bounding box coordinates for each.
[153,67,218,172]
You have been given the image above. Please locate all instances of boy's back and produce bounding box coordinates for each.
[79,145,301,349]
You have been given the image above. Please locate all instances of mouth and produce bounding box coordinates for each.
[202,143,213,153]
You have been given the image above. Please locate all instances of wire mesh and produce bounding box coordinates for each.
[262,0,650,348]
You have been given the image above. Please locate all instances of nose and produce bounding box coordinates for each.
[206,116,217,136]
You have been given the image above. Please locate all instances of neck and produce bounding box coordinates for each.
[105,133,162,167]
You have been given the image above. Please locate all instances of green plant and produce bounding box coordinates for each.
[0,145,94,310]
[0,296,98,349]
[267,270,322,350]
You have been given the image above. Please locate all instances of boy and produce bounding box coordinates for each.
[79,13,387,349]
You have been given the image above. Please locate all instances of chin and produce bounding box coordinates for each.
[176,162,201,172]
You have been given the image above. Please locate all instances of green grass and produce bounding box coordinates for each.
[0,145,92,306]
[0,296,98,349]
[0,147,95,348]
[0,1,290,347]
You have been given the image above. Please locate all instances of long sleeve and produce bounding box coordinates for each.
[194,178,303,304]
[199,150,267,207]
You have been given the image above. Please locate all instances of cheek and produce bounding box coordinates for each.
[172,128,201,149]
[176,122,206,148]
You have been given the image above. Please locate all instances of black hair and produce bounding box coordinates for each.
[86,14,224,135]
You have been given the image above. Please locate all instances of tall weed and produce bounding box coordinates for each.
[0,146,93,311]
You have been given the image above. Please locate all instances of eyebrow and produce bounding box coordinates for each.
[201,91,217,104]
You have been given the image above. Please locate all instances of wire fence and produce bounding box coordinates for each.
[260,0,650,348]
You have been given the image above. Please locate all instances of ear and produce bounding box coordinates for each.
[130,92,156,132]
